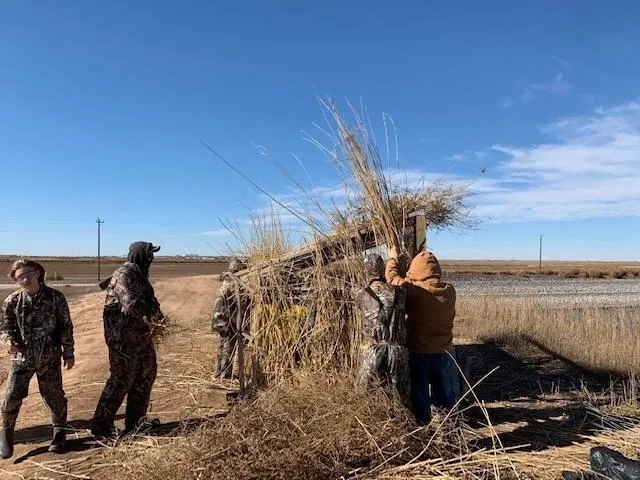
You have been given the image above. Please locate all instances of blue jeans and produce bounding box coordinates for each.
[409,351,459,425]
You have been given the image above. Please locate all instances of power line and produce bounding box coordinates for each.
[0,217,222,228]
[96,218,104,281]
[539,234,543,272]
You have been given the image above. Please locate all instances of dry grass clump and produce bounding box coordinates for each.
[585,409,640,457]
[92,373,520,480]
[456,296,640,376]
[324,100,474,252]
[245,210,292,264]
[243,222,364,380]
[145,313,170,344]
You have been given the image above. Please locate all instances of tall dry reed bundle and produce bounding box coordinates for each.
[240,216,364,381]
[322,100,474,254]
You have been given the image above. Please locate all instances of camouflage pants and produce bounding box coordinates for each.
[2,349,67,428]
[356,342,410,408]
[214,332,236,379]
[92,345,157,431]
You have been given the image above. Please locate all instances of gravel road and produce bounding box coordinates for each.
[449,275,640,307]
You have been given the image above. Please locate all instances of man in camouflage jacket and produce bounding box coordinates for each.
[211,259,249,379]
[355,253,410,407]
[91,241,164,438]
[0,260,75,458]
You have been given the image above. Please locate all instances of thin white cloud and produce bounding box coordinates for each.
[162,228,232,238]
[500,74,571,108]
[549,55,572,70]
[470,101,640,221]
[448,150,489,163]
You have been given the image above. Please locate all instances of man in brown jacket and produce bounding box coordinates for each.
[385,247,458,424]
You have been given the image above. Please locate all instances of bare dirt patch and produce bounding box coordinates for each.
[0,274,227,479]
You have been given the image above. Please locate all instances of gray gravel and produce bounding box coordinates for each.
[449,276,640,308]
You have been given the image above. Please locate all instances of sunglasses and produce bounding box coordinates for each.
[14,270,39,283]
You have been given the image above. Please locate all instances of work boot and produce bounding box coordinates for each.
[90,424,119,440]
[48,426,66,454]
[0,427,14,460]
[0,416,17,460]
[125,417,161,436]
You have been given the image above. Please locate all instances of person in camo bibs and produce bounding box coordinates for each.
[91,241,165,439]
[355,252,410,407]
[0,259,75,459]
[211,259,249,379]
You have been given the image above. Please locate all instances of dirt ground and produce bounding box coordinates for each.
[0,274,227,479]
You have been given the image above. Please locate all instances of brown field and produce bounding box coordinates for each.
[0,258,228,304]
[0,274,635,479]
[440,259,640,278]
[0,257,228,284]
[2,256,640,283]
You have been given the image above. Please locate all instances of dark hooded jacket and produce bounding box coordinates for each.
[127,242,155,277]
[102,242,162,347]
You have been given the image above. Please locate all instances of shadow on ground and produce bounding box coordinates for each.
[10,416,217,464]
[456,341,639,453]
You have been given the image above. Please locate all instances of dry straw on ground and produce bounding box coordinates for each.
[91,374,518,480]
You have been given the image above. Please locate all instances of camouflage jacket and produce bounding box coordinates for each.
[211,272,250,334]
[103,262,162,347]
[355,280,407,346]
[1,286,75,359]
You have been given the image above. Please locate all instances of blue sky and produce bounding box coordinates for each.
[2,1,640,260]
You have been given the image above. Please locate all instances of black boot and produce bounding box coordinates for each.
[90,423,119,440]
[125,417,161,435]
[0,428,14,460]
[0,416,16,460]
[48,426,66,454]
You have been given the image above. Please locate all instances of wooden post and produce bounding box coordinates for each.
[415,214,427,253]
[234,281,245,394]
[406,209,427,258]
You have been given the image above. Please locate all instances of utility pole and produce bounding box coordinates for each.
[539,234,543,272]
[97,218,104,282]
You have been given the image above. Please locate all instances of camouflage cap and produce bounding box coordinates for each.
[228,259,245,273]
[364,252,385,278]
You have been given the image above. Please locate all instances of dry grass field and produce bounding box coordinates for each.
[456,296,640,376]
